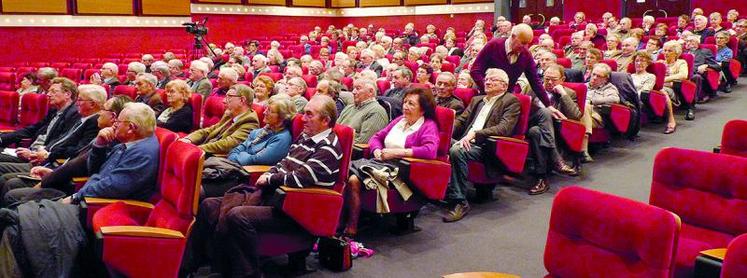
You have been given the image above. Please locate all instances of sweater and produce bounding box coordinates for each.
[267,129,342,189]
[338,99,389,144]
[227,127,292,166]
[157,104,194,134]
[368,116,440,160]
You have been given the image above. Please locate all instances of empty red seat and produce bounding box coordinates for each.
[440,62,455,73]
[0,72,17,91]
[0,91,19,129]
[341,77,353,90]
[650,147,747,277]
[60,68,83,81]
[301,74,317,88]
[718,119,747,158]
[202,96,225,128]
[723,234,747,278]
[445,55,460,65]
[454,88,477,105]
[18,93,48,128]
[29,62,47,68]
[49,62,70,70]
[113,85,137,100]
[545,186,680,278]
[71,63,92,69]
[0,67,15,72]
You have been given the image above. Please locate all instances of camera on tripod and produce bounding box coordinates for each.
[183,20,208,37]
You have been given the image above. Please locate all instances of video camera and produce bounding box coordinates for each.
[183,18,208,37]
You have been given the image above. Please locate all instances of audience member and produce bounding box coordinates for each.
[252,75,275,106]
[433,72,465,115]
[157,80,194,133]
[338,78,388,144]
[188,60,213,100]
[134,73,165,116]
[17,72,40,97]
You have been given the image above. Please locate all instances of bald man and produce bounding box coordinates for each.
[470,24,551,107]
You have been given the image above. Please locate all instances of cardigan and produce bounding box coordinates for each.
[157,104,194,134]
[227,127,292,166]
[368,116,440,160]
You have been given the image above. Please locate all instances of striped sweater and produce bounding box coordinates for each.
[267,129,342,189]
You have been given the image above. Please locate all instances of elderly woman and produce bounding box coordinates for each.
[370,44,390,68]
[343,88,440,237]
[416,64,434,87]
[252,75,275,106]
[16,72,39,97]
[604,34,622,59]
[659,40,692,120]
[407,47,422,64]
[585,24,606,49]
[157,79,194,133]
[631,51,677,134]
[266,49,285,68]
[429,54,444,74]
[583,48,604,82]
[286,77,308,112]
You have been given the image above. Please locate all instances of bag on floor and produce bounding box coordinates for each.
[318,236,352,272]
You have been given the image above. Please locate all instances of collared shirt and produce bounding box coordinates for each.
[31,103,72,149]
[504,39,518,64]
[384,116,424,149]
[467,93,504,135]
[310,128,333,144]
[124,137,147,149]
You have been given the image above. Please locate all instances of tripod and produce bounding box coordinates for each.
[190,35,217,61]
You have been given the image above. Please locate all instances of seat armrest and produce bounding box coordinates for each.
[280,185,344,237]
[488,136,529,174]
[353,143,370,159]
[81,197,154,229]
[700,248,727,261]
[559,119,586,153]
[609,103,632,133]
[99,226,185,239]
[243,165,272,174]
[280,185,342,196]
[399,157,451,200]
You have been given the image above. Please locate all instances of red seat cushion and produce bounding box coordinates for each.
[92,201,149,232]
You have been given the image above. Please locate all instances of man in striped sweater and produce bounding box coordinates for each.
[183,95,342,278]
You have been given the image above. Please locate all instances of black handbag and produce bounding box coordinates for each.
[317,237,352,272]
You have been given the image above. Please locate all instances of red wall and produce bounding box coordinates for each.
[192,14,335,45]
[564,0,622,21]
[0,27,192,64]
[336,13,493,34]
[690,0,747,16]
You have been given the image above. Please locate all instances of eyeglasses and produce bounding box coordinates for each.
[76,98,94,103]
[225,94,242,99]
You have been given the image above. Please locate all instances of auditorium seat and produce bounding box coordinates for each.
[441,62,455,73]
[113,85,138,100]
[259,72,282,82]
[302,74,317,88]
[717,119,747,158]
[545,186,680,278]
[90,141,204,278]
[0,72,17,91]
[454,87,477,106]
[15,67,36,76]
[50,62,70,70]
[699,44,722,92]
[0,91,19,129]
[556,82,587,171]
[0,67,15,73]
[71,63,92,69]
[60,68,83,81]
[202,95,225,128]
[649,147,747,278]
[341,77,353,90]
[723,234,747,278]
[556,57,572,68]
[158,90,203,132]
[17,93,48,128]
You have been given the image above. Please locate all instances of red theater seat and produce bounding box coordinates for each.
[699,44,722,92]
[50,62,70,70]
[0,72,17,91]
[60,68,83,81]
[376,80,391,95]
[113,85,137,100]
[723,234,747,278]
[91,141,204,278]
[301,74,317,88]
[556,83,587,169]
[454,88,477,106]
[627,62,668,118]
[545,186,680,278]
[0,67,15,72]
[0,91,19,129]
[17,93,48,128]
[649,147,747,278]
[556,57,572,68]
[259,72,282,82]
[441,62,455,73]
[718,119,747,158]
[202,95,225,128]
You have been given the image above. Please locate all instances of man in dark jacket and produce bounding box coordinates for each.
[684,34,721,103]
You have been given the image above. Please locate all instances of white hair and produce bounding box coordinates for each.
[199,57,214,70]
[190,60,209,74]
[122,102,156,137]
[137,73,158,87]
[219,67,239,83]
[77,84,107,106]
[485,68,509,84]
[103,62,119,74]
[141,54,154,61]
[128,62,146,74]
[151,61,169,75]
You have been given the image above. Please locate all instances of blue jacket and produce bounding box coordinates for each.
[227,127,292,166]
[76,134,159,201]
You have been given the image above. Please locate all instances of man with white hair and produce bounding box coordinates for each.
[338,77,388,144]
[616,37,639,73]
[564,31,585,59]
[168,59,185,79]
[199,57,217,79]
[308,60,325,77]
[188,60,213,99]
[471,24,552,107]
[250,54,270,78]
[135,73,165,116]
[443,68,521,222]
[150,61,171,89]
[381,36,394,55]
[35,67,58,94]
[125,62,146,86]
[213,67,238,97]
[91,63,120,93]
[141,54,155,73]
[692,15,715,43]
[0,83,105,196]
[618,17,632,38]
[684,34,721,103]
[62,102,160,204]
[358,49,383,77]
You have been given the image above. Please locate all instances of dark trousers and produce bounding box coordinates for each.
[721,61,738,85]
[527,108,557,178]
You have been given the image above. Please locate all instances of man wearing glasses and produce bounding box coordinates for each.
[443,68,521,222]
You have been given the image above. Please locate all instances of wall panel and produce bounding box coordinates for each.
[360,0,400,7]
[564,0,621,21]
[292,0,326,7]
[247,0,286,5]
[142,0,191,16]
[76,0,132,15]
[2,0,67,14]
[194,0,243,3]
[330,0,355,8]
[405,0,446,5]
[451,0,491,3]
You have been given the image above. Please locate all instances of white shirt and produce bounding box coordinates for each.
[310,128,333,144]
[504,39,518,64]
[384,116,425,149]
[466,93,503,137]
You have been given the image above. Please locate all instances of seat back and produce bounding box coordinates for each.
[435,107,455,161]
[341,77,353,90]
[331,124,354,193]
[545,186,680,278]
[376,80,391,95]
[259,72,283,82]
[720,119,747,158]
[18,93,49,127]
[154,128,179,187]
[562,82,587,112]
[512,94,532,140]
[601,59,618,71]
[650,147,747,237]
[189,94,203,131]
[145,141,205,235]
[0,72,17,91]
[723,234,747,278]
[201,96,225,128]
[302,75,317,88]
[681,53,695,79]
[60,68,82,81]
[454,88,477,106]
[0,91,19,125]
[440,62,455,73]
[251,103,265,127]
[113,85,137,100]
[290,114,304,141]
[556,57,572,68]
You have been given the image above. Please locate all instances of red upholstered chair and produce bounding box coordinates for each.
[600,59,618,71]
[251,103,265,127]
[627,62,668,118]
[445,55,460,65]
[441,62,455,73]
[341,77,353,90]
[17,93,48,128]
[466,94,531,191]
[201,96,225,128]
[376,79,391,95]
[556,57,572,69]
[301,74,317,88]
[699,44,722,92]
[454,88,477,106]
[259,72,282,82]
[545,186,680,278]
[244,71,254,82]
[255,124,353,267]
[29,62,47,68]
[723,234,747,278]
[113,85,137,100]
[649,147,747,277]
[359,107,455,232]
[15,67,36,76]
[304,87,316,100]
[551,49,565,58]
[677,53,698,106]
[60,68,83,81]
[0,72,17,91]
[558,36,571,48]
[90,141,205,278]
[0,91,19,129]
[0,67,16,72]
[71,63,92,69]
[717,119,747,158]
[556,83,587,170]
[50,62,70,70]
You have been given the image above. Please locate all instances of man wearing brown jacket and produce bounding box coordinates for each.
[443,68,521,223]
[182,84,259,154]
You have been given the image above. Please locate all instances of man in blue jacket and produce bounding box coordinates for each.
[63,102,160,204]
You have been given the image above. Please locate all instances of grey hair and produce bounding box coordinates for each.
[137,73,158,87]
[122,102,156,137]
[78,84,107,107]
[128,62,146,74]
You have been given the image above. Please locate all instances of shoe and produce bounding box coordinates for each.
[528,178,549,195]
[581,151,594,163]
[723,83,732,93]
[697,96,710,104]
[663,124,676,134]
[442,202,470,223]
[685,109,695,121]
[553,161,579,176]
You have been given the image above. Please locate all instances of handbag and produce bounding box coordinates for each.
[317,237,352,272]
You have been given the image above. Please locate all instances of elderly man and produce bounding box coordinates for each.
[184,95,343,278]
[0,78,81,164]
[618,17,632,38]
[495,21,513,38]
[737,20,747,76]
[308,60,325,78]
[134,73,165,116]
[142,54,155,73]
[124,62,146,86]
[151,61,171,89]
[384,67,413,100]
[582,63,620,161]
[358,49,383,77]
[188,60,213,100]
[564,31,585,59]
[35,67,58,94]
[62,102,160,204]
[692,15,715,43]
[434,72,465,115]
[168,59,186,79]
[183,84,259,155]
[338,78,388,144]
[443,68,520,222]
[213,67,238,97]
[684,34,721,103]
[0,84,105,198]
[471,24,551,107]
[91,63,121,93]
[316,79,348,115]
[250,54,271,78]
[616,37,640,72]
[570,12,587,30]
[2,95,130,204]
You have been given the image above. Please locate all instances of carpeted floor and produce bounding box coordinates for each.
[254,77,747,278]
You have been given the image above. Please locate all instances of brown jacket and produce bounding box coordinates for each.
[453,92,521,144]
[553,86,583,121]
[186,110,259,154]
[136,92,165,116]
